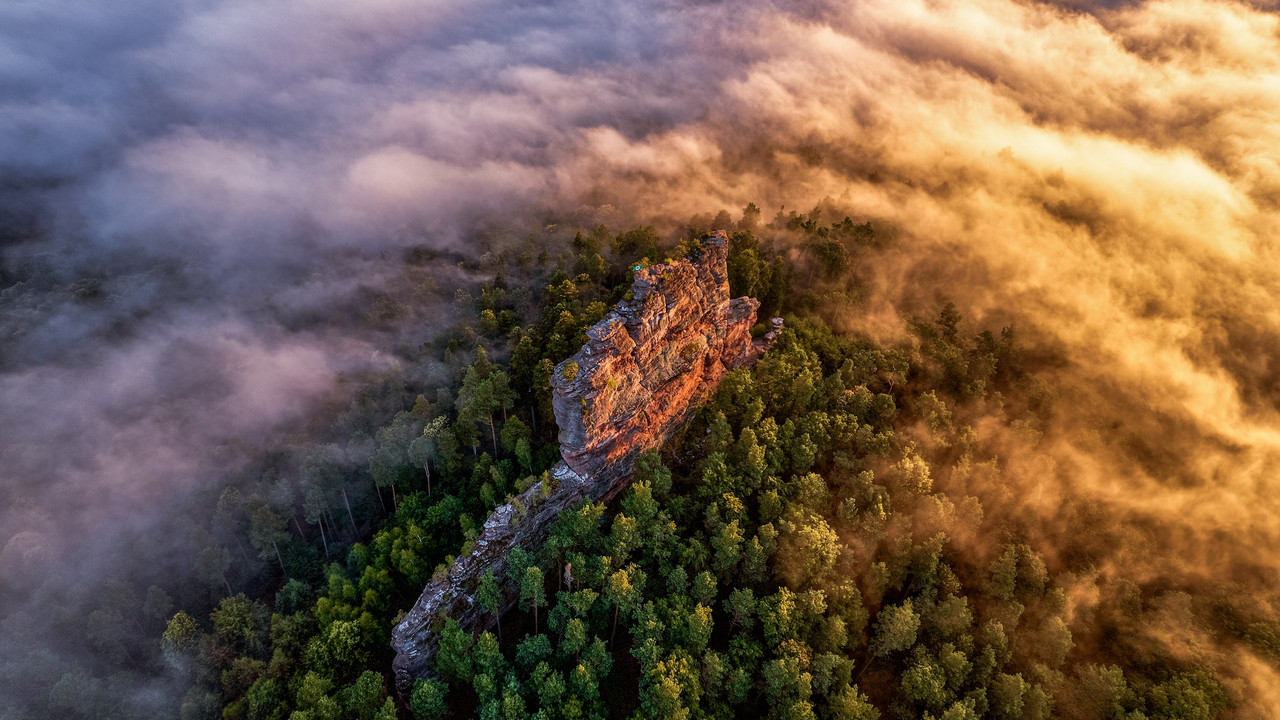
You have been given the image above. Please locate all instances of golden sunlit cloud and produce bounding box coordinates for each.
[543,0,1280,706]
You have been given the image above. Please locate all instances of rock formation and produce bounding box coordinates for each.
[549,231,782,484]
[390,230,781,691]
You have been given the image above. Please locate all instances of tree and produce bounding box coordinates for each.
[1148,671,1228,720]
[435,618,474,681]
[516,437,533,474]
[246,496,288,574]
[295,671,336,717]
[344,671,385,720]
[643,650,700,719]
[532,359,556,432]
[562,618,589,660]
[86,583,138,664]
[501,676,527,720]
[990,673,1027,720]
[162,611,201,661]
[724,589,756,631]
[473,632,506,692]
[508,547,532,586]
[210,594,268,659]
[475,377,500,454]
[687,604,713,653]
[622,481,659,532]
[373,697,397,720]
[212,486,250,563]
[901,647,951,711]
[775,511,840,587]
[47,671,103,718]
[808,237,850,281]
[196,543,233,596]
[301,480,331,559]
[828,683,879,720]
[711,520,744,578]
[692,571,717,606]
[606,567,639,650]
[477,570,504,643]
[532,661,567,709]
[873,600,920,656]
[455,414,481,456]
[511,333,542,391]
[370,411,421,511]
[517,634,552,671]
[143,585,173,622]
[610,513,640,563]
[410,678,448,719]
[732,428,767,486]
[633,449,672,498]
[275,578,313,615]
[491,369,517,422]
[500,417,532,468]
[409,417,448,499]
[459,349,502,454]
[302,444,354,535]
[522,566,546,634]
[245,676,287,720]
[707,412,734,455]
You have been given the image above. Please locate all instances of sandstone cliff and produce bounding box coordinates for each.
[549,231,781,484]
[390,230,781,690]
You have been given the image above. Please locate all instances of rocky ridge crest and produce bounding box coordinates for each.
[390,230,781,689]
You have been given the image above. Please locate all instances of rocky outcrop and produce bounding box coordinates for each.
[549,230,781,484]
[390,463,592,690]
[390,230,781,691]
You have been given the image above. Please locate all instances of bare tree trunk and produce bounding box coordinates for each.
[392,482,400,509]
[318,516,330,558]
[341,488,357,531]
[293,517,306,539]
[233,537,251,565]
[372,480,387,514]
[489,415,498,455]
[423,462,431,499]
[610,605,620,651]
[529,406,536,435]
[271,540,285,574]
[223,577,233,597]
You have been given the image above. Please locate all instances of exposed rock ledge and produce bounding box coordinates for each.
[390,230,782,690]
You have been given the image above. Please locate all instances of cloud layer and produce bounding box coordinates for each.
[3,0,1280,713]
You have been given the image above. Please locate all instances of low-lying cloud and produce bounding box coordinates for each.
[3,0,1280,714]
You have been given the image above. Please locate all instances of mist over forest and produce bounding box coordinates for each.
[3,0,1280,718]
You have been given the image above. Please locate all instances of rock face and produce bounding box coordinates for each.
[390,230,781,691]
[390,463,594,690]
[549,230,780,485]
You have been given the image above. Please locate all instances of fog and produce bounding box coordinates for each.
[3,0,1280,715]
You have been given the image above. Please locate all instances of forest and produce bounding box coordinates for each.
[67,205,1251,720]
[5,0,1280,718]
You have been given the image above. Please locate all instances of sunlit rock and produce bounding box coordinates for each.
[390,230,781,690]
